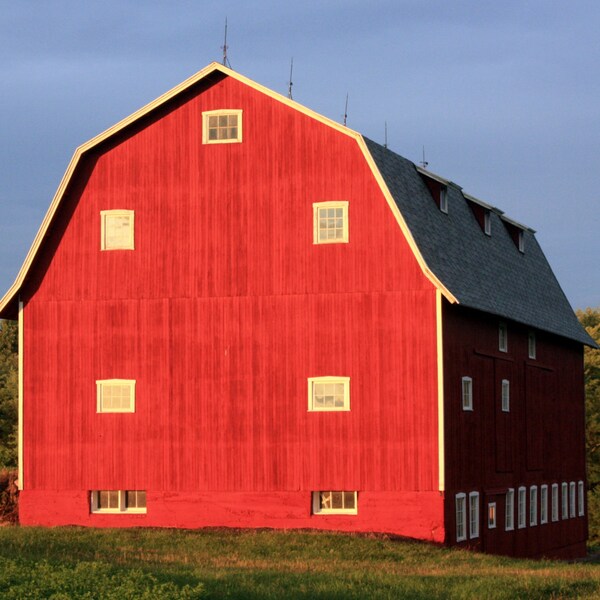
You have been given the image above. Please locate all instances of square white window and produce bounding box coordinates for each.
[562,482,569,520]
[91,490,147,514]
[469,492,480,539]
[498,322,508,353]
[578,481,585,516]
[551,483,559,522]
[488,502,497,529]
[540,485,548,524]
[308,377,350,411]
[202,110,243,144]
[528,331,536,359]
[462,377,473,411]
[484,211,491,236]
[313,201,349,244]
[505,488,515,531]
[101,210,134,251]
[517,486,526,529]
[312,491,357,515]
[456,493,466,542]
[96,379,136,413]
[501,379,510,412]
[529,486,538,526]
[569,482,576,518]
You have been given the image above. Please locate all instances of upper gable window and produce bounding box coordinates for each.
[461,376,473,411]
[308,376,350,411]
[498,322,508,353]
[202,110,243,144]
[101,210,134,250]
[96,379,136,413]
[528,331,537,359]
[313,202,349,244]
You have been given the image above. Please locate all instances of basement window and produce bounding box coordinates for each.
[578,481,585,516]
[529,486,538,526]
[540,484,548,524]
[505,488,514,531]
[96,379,136,413]
[551,483,559,522]
[91,490,147,514]
[469,492,480,539]
[461,377,473,411]
[313,201,349,244]
[570,482,576,518]
[562,482,569,519]
[101,210,134,250]
[202,110,243,144]
[456,493,466,541]
[308,377,350,411]
[312,491,357,515]
[517,486,526,529]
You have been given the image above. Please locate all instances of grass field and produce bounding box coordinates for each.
[0,527,599,599]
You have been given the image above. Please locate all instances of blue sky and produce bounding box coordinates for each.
[1,1,598,308]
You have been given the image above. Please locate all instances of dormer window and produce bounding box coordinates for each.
[202,110,243,144]
[440,187,448,214]
[419,173,448,213]
[484,211,491,236]
[518,231,525,253]
[501,217,528,253]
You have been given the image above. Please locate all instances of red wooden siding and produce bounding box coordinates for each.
[442,303,587,558]
[19,75,443,539]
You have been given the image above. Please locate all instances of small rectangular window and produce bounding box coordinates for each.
[440,187,448,214]
[101,210,134,251]
[578,481,585,516]
[312,491,357,515]
[456,493,466,542]
[518,230,525,253]
[540,484,548,524]
[91,490,147,514]
[462,377,473,411]
[562,482,569,520]
[517,486,526,528]
[528,331,536,359]
[529,486,538,526]
[308,377,350,411]
[488,502,497,529]
[96,379,136,413]
[501,379,510,412]
[484,211,491,236]
[569,482,576,518]
[202,110,243,144]
[313,201,349,244]
[505,488,514,531]
[499,322,508,353]
[469,492,480,538]
[551,483,559,522]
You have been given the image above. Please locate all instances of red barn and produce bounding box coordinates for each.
[0,63,595,558]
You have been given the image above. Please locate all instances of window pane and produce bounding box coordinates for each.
[331,492,343,509]
[320,492,332,509]
[343,491,355,509]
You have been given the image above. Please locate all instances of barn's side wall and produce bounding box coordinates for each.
[442,303,587,558]
[19,75,443,539]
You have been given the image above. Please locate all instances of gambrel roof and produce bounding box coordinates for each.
[0,62,594,347]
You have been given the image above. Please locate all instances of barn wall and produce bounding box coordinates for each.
[20,75,442,535]
[442,303,587,559]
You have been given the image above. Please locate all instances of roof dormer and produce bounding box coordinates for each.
[418,169,450,214]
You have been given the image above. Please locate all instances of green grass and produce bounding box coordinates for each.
[0,527,598,599]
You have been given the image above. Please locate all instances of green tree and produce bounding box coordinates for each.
[577,307,600,544]
[0,320,18,469]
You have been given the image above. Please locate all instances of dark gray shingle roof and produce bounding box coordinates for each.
[364,137,595,347]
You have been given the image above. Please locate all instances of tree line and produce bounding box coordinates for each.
[0,312,599,540]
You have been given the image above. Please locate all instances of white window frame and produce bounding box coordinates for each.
[312,491,357,515]
[499,322,508,353]
[484,211,491,236]
[469,492,480,539]
[308,376,350,412]
[540,484,548,524]
[501,379,510,412]
[202,109,243,144]
[456,493,467,542]
[313,201,349,244]
[96,379,136,413]
[90,490,147,514]
[528,331,536,359]
[462,376,473,411]
[488,502,497,529]
[529,486,538,526]
[505,488,514,531]
[562,482,569,520]
[578,481,585,516]
[551,483,559,522]
[100,210,134,251]
[569,482,576,518]
[517,486,526,529]
[440,187,448,214]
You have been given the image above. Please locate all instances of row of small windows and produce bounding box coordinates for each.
[99,202,350,251]
[97,377,350,414]
[461,377,510,412]
[90,489,357,516]
[499,322,537,358]
[456,481,585,542]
